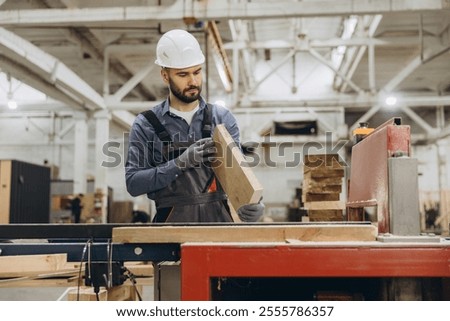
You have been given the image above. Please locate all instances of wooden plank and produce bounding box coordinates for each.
[229,200,241,222]
[308,210,343,222]
[0,277,80,288]
[107,285,133,301]
[302,193,340,202]
[212,124,263,211]
[303,153,344,168]
[124,262,153,277]
[67,285,142,301]
[304,201,345,210]
[112,224,378,243]
[129,285,144,301]
[0,254,68,278]
[0,160,12,224]
[303,168,345,178]
[0,277,152,288]
[439,189,450,234]
[67,286,108,301]
[0,261,152,287]
[303,176,343,186]
[303,184,342,194]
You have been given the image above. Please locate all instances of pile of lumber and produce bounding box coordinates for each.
[0,252,153,301]
[302,154,345,221]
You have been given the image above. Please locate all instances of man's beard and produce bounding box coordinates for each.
[169,78,202,103]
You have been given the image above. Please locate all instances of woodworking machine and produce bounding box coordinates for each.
[348,117,423,237]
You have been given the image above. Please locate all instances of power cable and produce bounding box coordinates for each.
[77,239,93,301]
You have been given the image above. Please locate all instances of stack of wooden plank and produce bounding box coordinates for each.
[0,253,153,300]
[302,154,345,221]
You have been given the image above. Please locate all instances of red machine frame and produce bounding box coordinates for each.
[180,242,450,300]
[347,118,411,233]
[178,118,448,301]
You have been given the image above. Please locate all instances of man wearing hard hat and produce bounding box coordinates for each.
[125,29,264,223]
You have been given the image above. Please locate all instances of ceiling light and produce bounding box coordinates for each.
[6,73,19,110]
[7,99,17,110]
[7,90,17,110]
[385,96,397,106]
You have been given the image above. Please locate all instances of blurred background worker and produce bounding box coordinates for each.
[125,29,264,223]
[70,193,83,223]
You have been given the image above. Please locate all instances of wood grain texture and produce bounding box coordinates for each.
[308,210,343,222]
[112,224,377,243]
[212,124,263,211]
[304,201,345,210]
[67,285,143,301]
[302,193,340,202]
[0,160,11,224]
[0,253,68,278]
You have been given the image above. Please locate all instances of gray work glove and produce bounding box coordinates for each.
[237,201,265,222]
[174,137,216,171]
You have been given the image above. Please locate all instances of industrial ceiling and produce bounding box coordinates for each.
[0,0,449,141]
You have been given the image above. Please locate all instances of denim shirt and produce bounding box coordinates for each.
[125,97,240,199]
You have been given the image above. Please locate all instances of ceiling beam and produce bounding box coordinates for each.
[107,62,155,102]
[247,49,296,95]
[308,47,364,94]
[0,1,447,26]
[400,105,437,135]
[207,21,233,92]
[0,56,92,111]
[99,93,450,111]
[245,94,450,109]
[0,27,105,110]
[224,37,388,50]
[36,0,155,101]
[338,15,383,92]
[380,35,450,95]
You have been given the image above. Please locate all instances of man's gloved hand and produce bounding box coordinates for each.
[237,201,265,222]
[175,137,216,171]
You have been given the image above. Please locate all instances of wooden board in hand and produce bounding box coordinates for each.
[212,124,263,213]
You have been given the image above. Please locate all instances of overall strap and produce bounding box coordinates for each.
[141,105,213,162]
[202,104,213,138]
[155,191,227,209]
[143,105,213,141]
[140,110,172,144]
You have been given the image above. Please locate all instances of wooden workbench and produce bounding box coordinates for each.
[112,223,378,243]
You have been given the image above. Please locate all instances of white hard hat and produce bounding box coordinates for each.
[155,29,205,69]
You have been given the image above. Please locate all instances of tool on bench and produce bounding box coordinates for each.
[352,122,374,144]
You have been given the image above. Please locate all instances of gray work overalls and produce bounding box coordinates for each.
[141,105,234,223]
